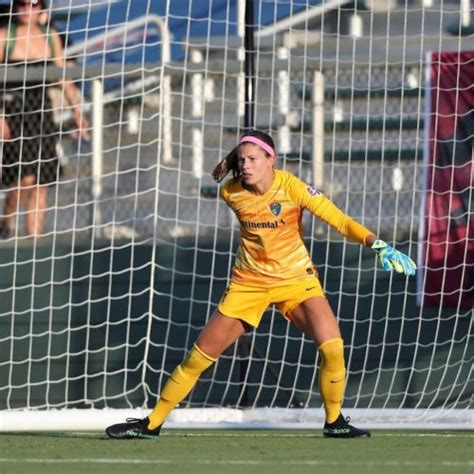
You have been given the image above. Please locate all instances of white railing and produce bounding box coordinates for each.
[65,14,173,226]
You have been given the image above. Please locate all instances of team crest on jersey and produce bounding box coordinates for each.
[269,202,282,216]
[306,185,321,197]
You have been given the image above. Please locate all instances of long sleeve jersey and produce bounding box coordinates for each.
[221,169,373,286]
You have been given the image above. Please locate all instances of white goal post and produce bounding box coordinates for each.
[0,0,472,431]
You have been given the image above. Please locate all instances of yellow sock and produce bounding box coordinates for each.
[319,337,346,424]
[148,344,216,429]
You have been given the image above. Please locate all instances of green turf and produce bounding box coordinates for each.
[0,430,473,474]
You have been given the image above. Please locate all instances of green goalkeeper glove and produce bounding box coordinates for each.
[371,240,416,276]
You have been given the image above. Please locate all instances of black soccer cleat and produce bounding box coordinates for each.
[323,414,371,438]
[106,417,161,440]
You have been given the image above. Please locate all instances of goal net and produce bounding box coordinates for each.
[0,0,472,431]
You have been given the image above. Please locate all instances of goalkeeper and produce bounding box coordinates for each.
[106,130,416,439]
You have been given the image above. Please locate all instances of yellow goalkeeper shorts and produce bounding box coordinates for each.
[217,276,325,327]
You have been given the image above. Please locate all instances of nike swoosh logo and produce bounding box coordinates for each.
[330,379,344,384]
[306,286,317,291]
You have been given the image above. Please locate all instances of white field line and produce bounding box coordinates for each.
[0,458,473,467]
[66,431,474,438]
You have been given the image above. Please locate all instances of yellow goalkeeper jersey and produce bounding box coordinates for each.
[221,169,373,286]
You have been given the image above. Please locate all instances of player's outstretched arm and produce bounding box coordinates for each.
[371,239,416,276]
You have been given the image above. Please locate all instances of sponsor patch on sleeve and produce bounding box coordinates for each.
[306,185,321,197]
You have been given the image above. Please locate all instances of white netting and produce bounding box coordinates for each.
[0,0,472,430]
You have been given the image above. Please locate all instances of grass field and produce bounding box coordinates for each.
[1,430,473,474]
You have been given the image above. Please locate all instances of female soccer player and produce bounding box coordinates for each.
[106,130,416,439]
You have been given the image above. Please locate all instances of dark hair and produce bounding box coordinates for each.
[13,0,47,12]
[212,130,275,183]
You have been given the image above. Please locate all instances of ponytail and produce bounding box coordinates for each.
[212,145,240,183]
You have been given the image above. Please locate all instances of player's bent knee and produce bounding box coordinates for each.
[319,337,345,368]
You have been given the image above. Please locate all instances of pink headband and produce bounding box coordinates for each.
[239,136,275,157]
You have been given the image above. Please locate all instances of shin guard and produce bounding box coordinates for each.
[148,344,216,429]
[319,337,346,424]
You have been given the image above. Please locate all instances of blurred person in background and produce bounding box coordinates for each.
[0,0,89,238]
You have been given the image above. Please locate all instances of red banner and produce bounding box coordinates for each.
[421,51,474,309]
